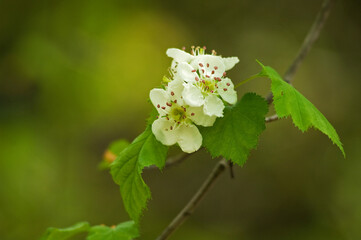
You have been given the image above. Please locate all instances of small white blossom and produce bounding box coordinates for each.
[150,78,216,153]
[166,47,239,117]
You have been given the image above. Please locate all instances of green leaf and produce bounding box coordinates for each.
[257,61,345,157]
[110,125,168,223]
[200,93,268,166]
[39,222,90,240]
[86,221,139,240]
[99,139,130,170]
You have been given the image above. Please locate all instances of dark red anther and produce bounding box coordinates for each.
[191,113,195,116]
[191,69,196,72]
[211,90,214,93]
[174,100,177,103]
[207,63,209,68]
[166,117,170,120]
[157,104,160,108]
[195,77,199,81]
[166,102,172,107]
[223,88,228,91]
[161,106,166,110]
[199,63,204,67]
[223,72,227,77]
[211,70,215,74]
[214,66,218,70]
[202,80,206,84]
[206,75,210,78]
[170,126,173,130]
[226,83,230,86]
[201,69,205,73]
[171,91,175,96]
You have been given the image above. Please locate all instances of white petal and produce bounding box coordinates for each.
[149,88,170,114]
[218,78,237,104]
[152,118,178,146]
[166,48,194,63]
[176,124,202,153]
[204,94,224,117]
[177,62,198,83]
[221,57,239,71]
[167,77,184,99]
[182,83,205,107]
[191,55,225,78]
[188,106,217,127]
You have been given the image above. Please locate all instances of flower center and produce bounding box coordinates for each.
[170,106,187,123]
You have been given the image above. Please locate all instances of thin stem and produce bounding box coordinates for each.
[147,152,194,170]
[156,158,228,240]
[265,114,279,123]
[234,74,260,89]
[266,0,334,104]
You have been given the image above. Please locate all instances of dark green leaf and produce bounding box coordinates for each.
[201,93,268,166]
[257,61,345,157]
[110,125,168,223]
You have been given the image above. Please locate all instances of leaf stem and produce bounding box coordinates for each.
[234,74,260,89]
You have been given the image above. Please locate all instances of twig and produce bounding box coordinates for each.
[156,1,334,239]
[156,158,228,240]
[266,0,334,104]
[147,152,194,170]
[265,114,279,123]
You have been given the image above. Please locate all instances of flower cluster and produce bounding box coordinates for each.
[150,46,239,153]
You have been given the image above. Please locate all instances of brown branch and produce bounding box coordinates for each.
[266,0,334,104]
[156,158,228,240]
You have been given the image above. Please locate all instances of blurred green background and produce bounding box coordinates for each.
[1,0,360,239]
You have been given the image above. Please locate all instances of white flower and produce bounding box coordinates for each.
[166,47,239,117]
[150,78,216,153]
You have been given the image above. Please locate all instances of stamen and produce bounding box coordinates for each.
[171,91,175,96]
[214,66,218,70]
[206,75,210,78]
[157,104,160,108]
[202,69,205,74]
[211,70,215,74]
[223,88,228,91]
[191,113,195,116]
[226,83,230,86]
[174,100,177,103]
[207,63,209,68]
[182,46,185,51]
[195,77,199,81]
[202,80,206,84]
[223,72,227,77]
[211,90,214,93]
[191,69,196,72]
[161,106,166,110]
[170,126,173,130]
[166,102,172,107]
[166,117,170,120]
[199,63,204,67]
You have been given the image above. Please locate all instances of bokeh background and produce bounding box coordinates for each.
[1,0,360,239]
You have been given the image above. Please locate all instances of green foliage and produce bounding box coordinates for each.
[201,93,268,166]
[87,221,139,240]
[39,222,90,240]
[257,61,345,157]
[110,123,168,223]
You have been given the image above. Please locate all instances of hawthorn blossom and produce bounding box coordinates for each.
[166,47,239,117]
[150,78,216,153]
